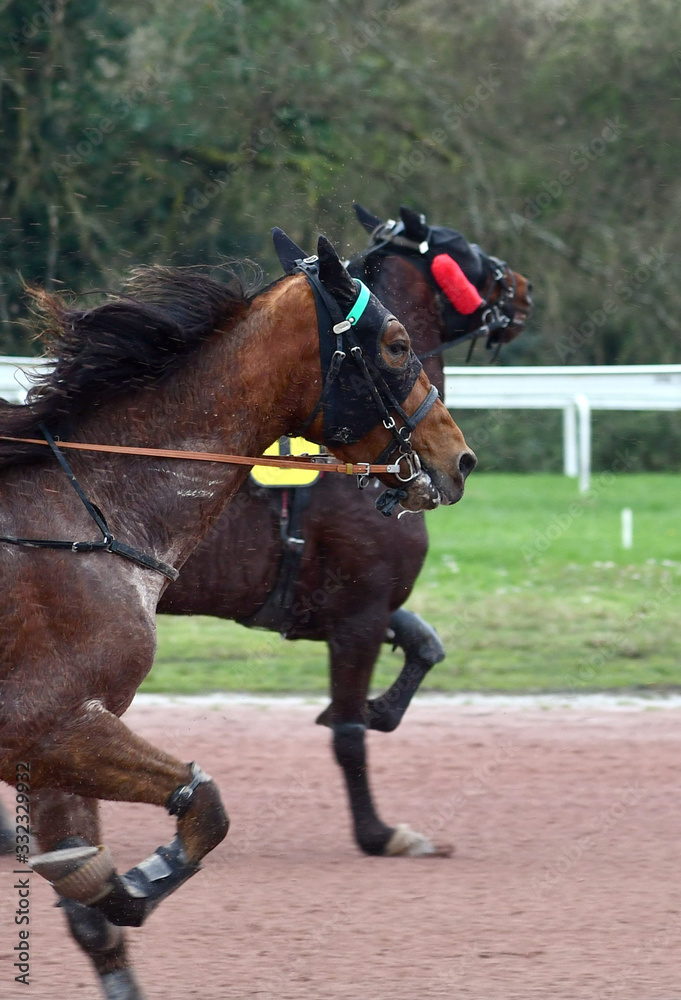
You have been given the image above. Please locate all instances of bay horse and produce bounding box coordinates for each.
[0,233,475,998]
[158,205,532,853]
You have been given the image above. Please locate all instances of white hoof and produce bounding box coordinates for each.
[384,823,449,857]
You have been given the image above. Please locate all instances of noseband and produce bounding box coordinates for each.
[293,255,438,493]
[457,252,516,363]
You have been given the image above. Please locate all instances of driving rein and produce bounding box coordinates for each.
[0,262,437,576]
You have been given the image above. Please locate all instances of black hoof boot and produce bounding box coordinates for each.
[386,607,445,664]
[93,836,201,927]
[368,609,445,732]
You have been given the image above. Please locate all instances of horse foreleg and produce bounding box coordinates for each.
[32,789,145,1000]
[317,609,445,734]
[367,608,445,732]
[24,705,229,927]
[320,620,448,857]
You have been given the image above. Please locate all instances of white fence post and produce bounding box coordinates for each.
[563,402,578,477]
[575,394,591,494]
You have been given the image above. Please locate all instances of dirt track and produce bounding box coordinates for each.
[2,696,680,999]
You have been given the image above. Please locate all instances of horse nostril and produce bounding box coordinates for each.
[458,450,477,479]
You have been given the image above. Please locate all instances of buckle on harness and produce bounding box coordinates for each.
[357,462,371,490]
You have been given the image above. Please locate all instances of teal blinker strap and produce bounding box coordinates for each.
[346,279,371,325]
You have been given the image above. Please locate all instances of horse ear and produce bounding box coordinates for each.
[399,206,428,242]
[317,234,357,304]
[271,227,307,275]
[354,203,383,233]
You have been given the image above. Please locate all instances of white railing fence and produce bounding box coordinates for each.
[444,365,681,491]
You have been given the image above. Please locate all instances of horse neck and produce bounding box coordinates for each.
[371,255,446,397]
[76,275,320,565]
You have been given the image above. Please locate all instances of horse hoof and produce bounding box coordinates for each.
[383,823,453,858]
[32,844,116,903]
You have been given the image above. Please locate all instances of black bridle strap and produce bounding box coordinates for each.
[371,385,438,468]
[343,324,416,434]
[417,309,511,361]
[295,328,346,436]
[0,423,180,581]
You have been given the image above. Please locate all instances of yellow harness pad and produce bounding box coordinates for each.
[250,437,322,488]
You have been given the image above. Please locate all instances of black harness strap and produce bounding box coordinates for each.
[237,485,312,635]
[0,424,179,581]
[417,310,512,361]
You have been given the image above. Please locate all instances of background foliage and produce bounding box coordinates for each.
[1,0,679,466]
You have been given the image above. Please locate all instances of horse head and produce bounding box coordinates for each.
[352,203,533,360]
[273,229,476,512]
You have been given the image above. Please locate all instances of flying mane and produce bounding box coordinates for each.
[0,266,253,470]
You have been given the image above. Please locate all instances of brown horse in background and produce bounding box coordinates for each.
[159,206,532,857]
[0,234,475,999]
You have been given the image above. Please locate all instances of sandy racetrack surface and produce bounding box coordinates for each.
[2,697,680,999]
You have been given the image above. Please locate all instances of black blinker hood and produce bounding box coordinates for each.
[348,212,511,346]
[428,227,485,285]
[296,259,422,444]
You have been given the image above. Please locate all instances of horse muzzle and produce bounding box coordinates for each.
[398,448,477,511]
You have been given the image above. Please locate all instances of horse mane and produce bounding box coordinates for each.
[0,266,253,470]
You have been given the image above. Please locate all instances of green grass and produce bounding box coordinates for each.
[145,474,681,695]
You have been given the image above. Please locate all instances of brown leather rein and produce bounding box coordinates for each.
[0,435,400,476]
[0,429,402,582]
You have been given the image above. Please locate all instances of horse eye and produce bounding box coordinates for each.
[387,341,408,357]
